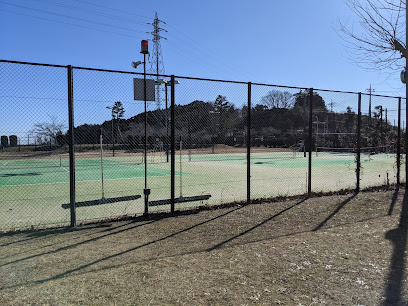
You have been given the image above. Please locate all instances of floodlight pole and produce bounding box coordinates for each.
[143,52,149,215]
[133,40,150,215]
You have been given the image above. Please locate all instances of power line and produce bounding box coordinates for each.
[0,1,147,34]
[4,1,239,80]
[164,32,251,80]
[31,0,150,27]
[0,8,145,40]
[3,0,255,81]
[69,0,255,78]
[163,40,236,79]
[164,24,258,81]
[70,0,152,20]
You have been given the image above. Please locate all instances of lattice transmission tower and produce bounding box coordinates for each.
[149,12,167,109]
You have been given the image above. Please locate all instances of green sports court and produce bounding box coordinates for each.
[0,149,402,231]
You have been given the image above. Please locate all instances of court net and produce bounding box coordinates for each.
[316,145,396,156]
[0,155,145,171]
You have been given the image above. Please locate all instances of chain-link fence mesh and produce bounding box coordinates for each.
[174,78,248,209]
[72,68,149,222]
[311,90,359,192]
[251,85,309,198]
[360,94,402,188]
[0,60,406,231]
[0,61,70,230]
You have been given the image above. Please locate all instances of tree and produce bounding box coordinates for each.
[30,116,66,144]
[261,90,294,109]
[213,95,234,113]
[338,0,406,71]
[293,90,328,111]
[254,104,268,111]
[112,101,125,120]
[211,95,237,142]
[74,124,101,144]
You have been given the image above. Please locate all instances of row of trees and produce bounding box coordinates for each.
[27,91,399,152]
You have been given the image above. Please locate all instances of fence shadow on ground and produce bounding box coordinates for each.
[312,193,357,231]
[0,190,404,295]
[388,186,400,216]
[384,189,408,306]
[207,198,307,251]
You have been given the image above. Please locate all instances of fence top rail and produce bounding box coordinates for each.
[72,65,156,77]
[0,59,405,100]
[0,59,67,69]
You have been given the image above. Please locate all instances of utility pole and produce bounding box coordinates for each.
[149,12,167,109]
[328,100,335,113]
[366,84,375,122]
[328,100,335,132]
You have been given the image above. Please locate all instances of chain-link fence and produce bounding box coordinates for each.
[0,59,406,231]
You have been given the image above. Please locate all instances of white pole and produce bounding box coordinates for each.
[180,136,183,198]
[315,116,319,157]
[100,131,105,199]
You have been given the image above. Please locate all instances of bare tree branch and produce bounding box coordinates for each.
[337,0,406,71]
[261,90,294,109]
[30,116,66,144]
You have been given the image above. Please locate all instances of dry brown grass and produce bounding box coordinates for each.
[1,188,408,305]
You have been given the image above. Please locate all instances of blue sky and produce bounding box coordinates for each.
[1,0,405,94]
[0,0,406,140]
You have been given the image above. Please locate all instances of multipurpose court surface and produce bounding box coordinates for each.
[0,146,402,231]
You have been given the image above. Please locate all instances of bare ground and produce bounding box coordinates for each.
[0,144,290,160]
[1,188,408,305]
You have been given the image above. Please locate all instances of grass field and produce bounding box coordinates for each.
[1,188,407,304]
[0,145,404,231]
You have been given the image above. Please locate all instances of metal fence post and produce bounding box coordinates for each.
[406,96,408,186]
[397,97,401,186]
[308,88,313,196]
[247,82,251,205]
[356,92,362,192]
[171,75,175,213]
[67,65,76,227]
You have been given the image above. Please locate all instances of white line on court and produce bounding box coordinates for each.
[0,174,151,187]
